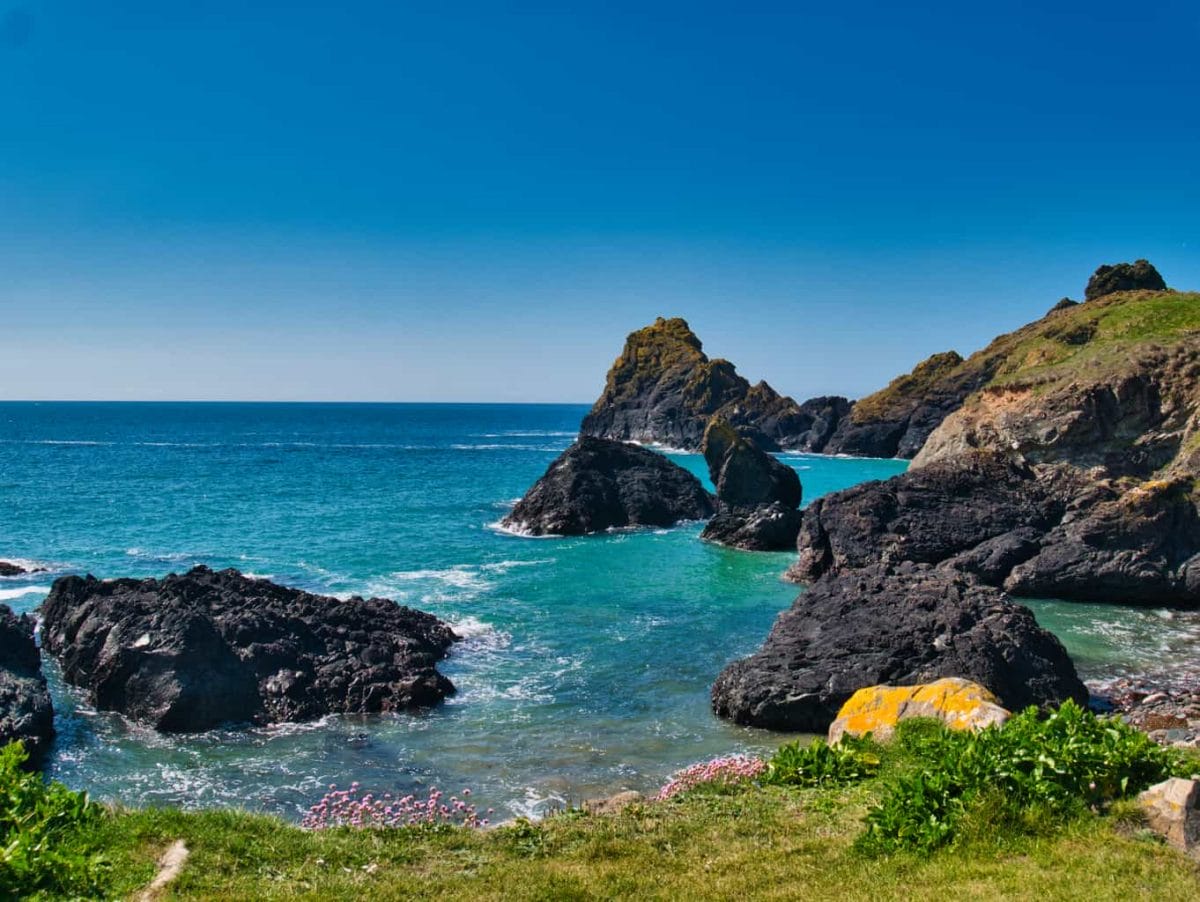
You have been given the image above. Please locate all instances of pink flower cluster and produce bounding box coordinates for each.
[301,781,494,830]
[655,754,767,801]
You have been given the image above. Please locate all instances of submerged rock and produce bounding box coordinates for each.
[711,562,1086,732]
[0,561,43,577]
[699,419,801,550]
[0,605,54,765]
[580,317,849,452]
[1085,259,1167,300]
[502,436,714,536]
[40,566,458,732]
[827,677,1010,745]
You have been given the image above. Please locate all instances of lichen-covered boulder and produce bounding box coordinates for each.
[827,677,1010,744]
[1138,778,1200,858]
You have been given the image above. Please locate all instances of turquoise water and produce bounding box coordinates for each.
[1,402,1195,820]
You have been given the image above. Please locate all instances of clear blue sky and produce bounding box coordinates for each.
[1,1,1197,402]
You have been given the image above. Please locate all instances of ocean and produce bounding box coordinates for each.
[1,402,1198,820]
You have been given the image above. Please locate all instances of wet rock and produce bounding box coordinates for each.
[0,605,54,765]
[0,561,44,577]
[699,419,802,551]
[40,566,458,732]
[712,562,1086,732]
[501,437,714,536]
[1085,260,1167,301]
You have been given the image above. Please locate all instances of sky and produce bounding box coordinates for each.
[1,1,1198,403]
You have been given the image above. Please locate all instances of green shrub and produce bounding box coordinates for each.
[0,741,110,897]
[857,700,1184,854]
[764,736,881,788]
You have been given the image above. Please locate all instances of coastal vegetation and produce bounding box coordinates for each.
[3,703,1197,899]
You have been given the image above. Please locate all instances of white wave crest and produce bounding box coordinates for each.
[0,585,51,601]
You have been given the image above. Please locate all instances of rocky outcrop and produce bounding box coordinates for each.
[711,562,1086,732]
[699,419,801,550]
[827,678,1010,745]
[40,566,458,732]
[0,605,54,765]
[823,350,984,459]
[0,561,43,577]
[580,317,850,452]
[1085,259,1167,300]
[787,453,1071,584]
[501,436,714,536]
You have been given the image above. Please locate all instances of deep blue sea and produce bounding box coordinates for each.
[2,402,1198,820]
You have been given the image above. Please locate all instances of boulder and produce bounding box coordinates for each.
[1137,778,1200,858]
[39,566,458,732]
[699,419,802,551]
[501,437,714,536]
[0,561,43,577]
[579,317,849,452]
[827,677,1010,745]
[1085,260,1167,300]
[711,562,1086,732]
[582,790,644,815]
[0,605,54,765]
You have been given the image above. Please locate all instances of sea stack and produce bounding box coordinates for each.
[699,418,802,551]
[580,317,850,452]
[501,436,714,536]
[0,605,55,766]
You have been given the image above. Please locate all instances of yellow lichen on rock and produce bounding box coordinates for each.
[828,677,1010,744]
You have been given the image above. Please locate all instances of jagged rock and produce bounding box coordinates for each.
[787,453,1069,584]
[579,317,848,451]
[699,419,802,551]
[827,678,1010,745]
[39,566,458,732]
[711,562,1087,732]
[501,436,714,536]
[0,561,42,577]
[1005,478,1200,607]
[0,605,54,765]
[1137,778,1200,858]
[823,350,980,459]
[1085,260,1167,300]
[1050,297,1079,314]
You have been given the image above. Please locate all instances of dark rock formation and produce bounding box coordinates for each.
[823,350,984,459]
[712,562,1087,731]
[580,317,849,452]
[699,419,802,550]
[40,566,458,732]
[787,453,1069,584]
[0,605,54,765]
[1005,479,1200,606]
[1085,260,1167,301]
[1050,297,1079,314]
[501,436,714,536]
[0,561,43,577]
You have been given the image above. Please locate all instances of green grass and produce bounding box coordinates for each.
[58,775,1200,901]
[16,709,1200,900]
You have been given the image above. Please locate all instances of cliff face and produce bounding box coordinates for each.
[580,318,850,452]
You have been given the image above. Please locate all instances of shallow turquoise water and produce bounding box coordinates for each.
[0,402,1194,820]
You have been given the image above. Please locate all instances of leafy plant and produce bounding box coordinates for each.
[857,700,1184,854]
[0,741,110,897]
[764,736,881,788]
